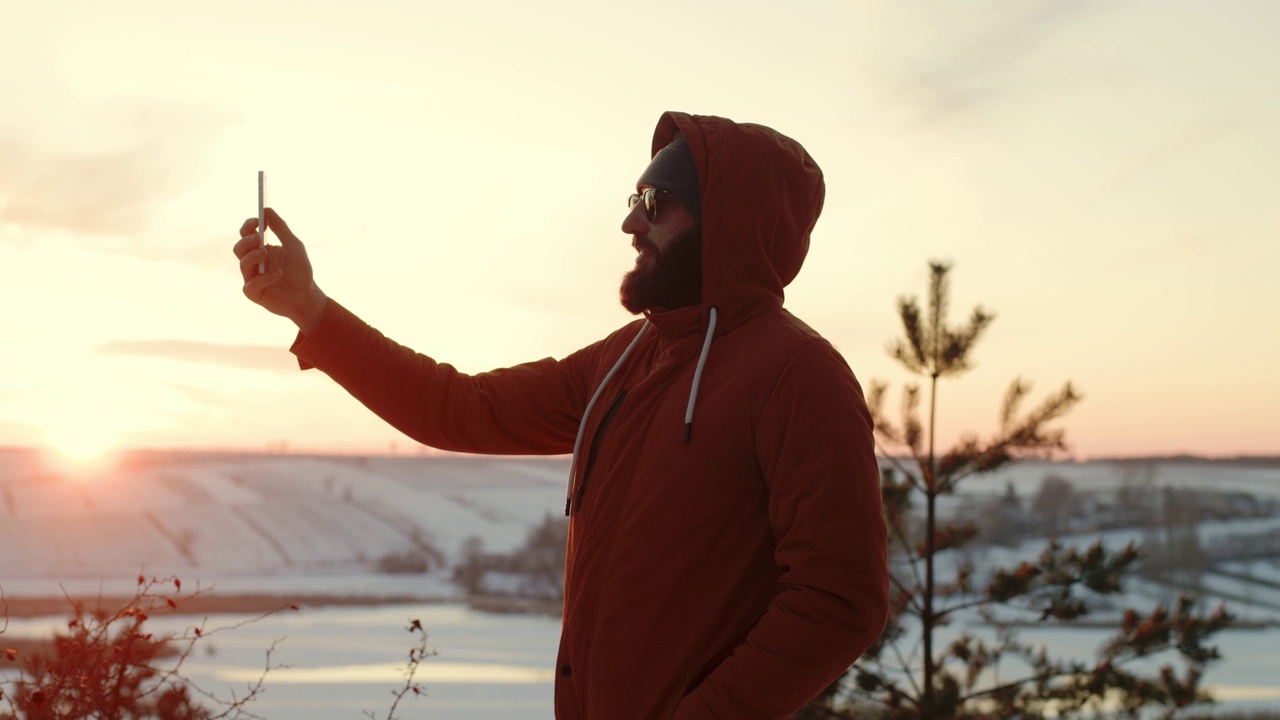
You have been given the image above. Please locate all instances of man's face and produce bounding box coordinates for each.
[619,187,702,314]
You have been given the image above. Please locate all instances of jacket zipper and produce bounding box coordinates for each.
[572,390,628,513]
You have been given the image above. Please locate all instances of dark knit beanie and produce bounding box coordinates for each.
[637,134,701,222]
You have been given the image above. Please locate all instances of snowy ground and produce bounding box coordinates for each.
[0,450,570,594]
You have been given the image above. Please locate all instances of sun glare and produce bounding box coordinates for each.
[28,387,142,476]
[44,426,120,473]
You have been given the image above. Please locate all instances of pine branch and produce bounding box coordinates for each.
[881,452,926,495]
[960,305,996,352]
[926,261,951,372]
[866,381,896,443]
[934,595,990,620]
[886,639,925,700]
[886,505,923,572]
[1000,377,1032,433]
[900,384,924,458]
[888,572,923,616]
[931,381,1081,495]
[889,296,928,375]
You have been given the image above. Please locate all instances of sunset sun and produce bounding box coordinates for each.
[43,420,121,470]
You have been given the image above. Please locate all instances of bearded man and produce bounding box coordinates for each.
[232,111,888,719]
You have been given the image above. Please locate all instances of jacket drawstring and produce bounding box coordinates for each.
[684,306,717,444]
[565,321,651,516]
[564,306,718,514]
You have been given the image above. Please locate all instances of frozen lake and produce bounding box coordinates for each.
[4,603,562,719]
[7,602,1275,719]
[175,604,561,719]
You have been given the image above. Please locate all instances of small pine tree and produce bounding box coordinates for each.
[803,261,1232,719]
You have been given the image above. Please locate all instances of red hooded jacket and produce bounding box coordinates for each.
[291,112,888,718]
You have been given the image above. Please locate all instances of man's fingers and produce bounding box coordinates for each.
[239,247,268,280]
[239,217,259,238]
[242,269,283,301]
[233,233,262,259]
[264,208,301,247]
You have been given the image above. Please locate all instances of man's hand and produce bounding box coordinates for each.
[234,208,328,334]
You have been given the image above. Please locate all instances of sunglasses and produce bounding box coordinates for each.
[627,187,672,222]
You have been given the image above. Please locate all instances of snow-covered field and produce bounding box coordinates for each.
[0,449,571,595]
[2,449,1279,717]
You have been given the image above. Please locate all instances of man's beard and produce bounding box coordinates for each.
[619,225,702,314]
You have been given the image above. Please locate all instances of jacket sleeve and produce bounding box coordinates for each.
[675,340,889,719]
[289,298,595,455]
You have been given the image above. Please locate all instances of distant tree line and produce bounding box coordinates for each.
[956,471,1274,552]
[453,513,568,601]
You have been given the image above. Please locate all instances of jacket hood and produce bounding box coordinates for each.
[648,112,825,336]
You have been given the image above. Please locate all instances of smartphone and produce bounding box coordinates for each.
[257,171,266,275]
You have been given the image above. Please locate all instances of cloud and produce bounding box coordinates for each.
[0,13,232,253]
[1100,108,1277,193]
[164,383,239,408]
[875,0,1098,126]
[96,340,297,373]
[98,234,235,270]
[0,99,232,241]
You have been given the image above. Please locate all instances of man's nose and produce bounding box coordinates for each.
[621,199,649,235]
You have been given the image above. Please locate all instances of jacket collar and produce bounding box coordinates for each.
[643,304,703,339]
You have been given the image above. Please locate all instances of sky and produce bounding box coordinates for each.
[1,0,1277,462]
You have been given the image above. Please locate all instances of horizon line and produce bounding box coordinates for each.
[2,444,1278,466]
